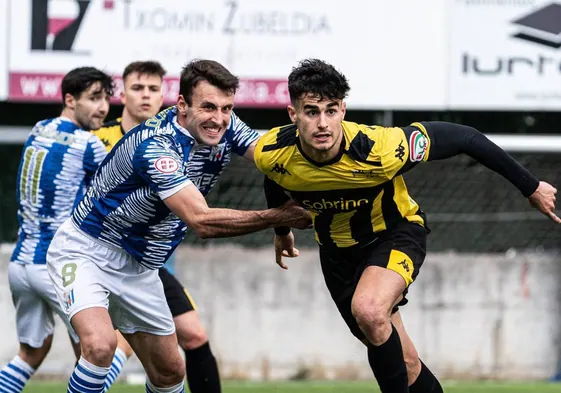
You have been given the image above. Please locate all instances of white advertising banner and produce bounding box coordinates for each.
[449,0,561,110]
[0,0,8,101]
[8,0,448,109]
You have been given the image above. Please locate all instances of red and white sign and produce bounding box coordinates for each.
[8,72,288,107]
[8,0,448,109]
[154,157,180,174]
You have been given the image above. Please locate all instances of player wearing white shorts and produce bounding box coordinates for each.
[0,67,112,393]
[47,59,311,393]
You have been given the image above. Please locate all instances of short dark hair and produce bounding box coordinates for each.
[61,67,114,106]
[179,59,239,106]
[123,60,167,82]
[288,59,350,104]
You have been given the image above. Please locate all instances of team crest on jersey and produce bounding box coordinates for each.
[209,144,226,162]
[409,130,428,162]
[154,156,180,173]
[63,289,75,310]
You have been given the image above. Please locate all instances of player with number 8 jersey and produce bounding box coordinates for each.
[46,60,311,393]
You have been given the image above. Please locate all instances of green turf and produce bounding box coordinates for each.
[23,381,561,392]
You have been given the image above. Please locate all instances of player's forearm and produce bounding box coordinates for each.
[190,207,287,239]
[424,121,539,197]
[264,175,291,235]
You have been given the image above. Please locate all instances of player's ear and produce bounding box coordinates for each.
[341,101,347,119]
[177,95,187,116]
[287,105,297,124]
[64,93,76,109]
[120,89,126,106]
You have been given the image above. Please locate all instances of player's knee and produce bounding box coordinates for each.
[80,332,117,366]
[351,297,389,333]
[150,355,186,387]
[177,323,208,350]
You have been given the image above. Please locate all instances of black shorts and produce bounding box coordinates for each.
[159,267,197,317]
[319,222,428,342]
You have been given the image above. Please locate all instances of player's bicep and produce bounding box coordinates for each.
[163,183,209,228]
[133,139,191,199]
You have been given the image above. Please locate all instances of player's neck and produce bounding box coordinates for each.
[121,109,143,133]
[60,108,79,127]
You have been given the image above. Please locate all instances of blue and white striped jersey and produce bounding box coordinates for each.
[11,117,107,265]
[72,106,260,269]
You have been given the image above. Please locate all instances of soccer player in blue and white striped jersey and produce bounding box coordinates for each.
[47,60,311,393]
[0,67,113,393]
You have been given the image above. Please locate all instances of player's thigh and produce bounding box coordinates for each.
[355,223,428,312]
[318,247,366,341]
[113,265,175,337]
[46,220,111,327]
[124,331,185,385]
[27,264,80,345]
[8,263,56,348]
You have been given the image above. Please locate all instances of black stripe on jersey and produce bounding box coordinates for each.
[346,130,382,166]
[381,181,403,228]
[314,211,337,248]
[349,192,378,247]
[100,118,125,135]
[262,124,298,152]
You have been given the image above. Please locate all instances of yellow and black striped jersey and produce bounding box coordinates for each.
[254,121,432,249]
[91,118,125,152]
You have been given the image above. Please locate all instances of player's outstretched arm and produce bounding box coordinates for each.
[422,121,559,222]
[163,183,312,239]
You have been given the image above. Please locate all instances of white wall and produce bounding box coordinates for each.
[0,244,559,381]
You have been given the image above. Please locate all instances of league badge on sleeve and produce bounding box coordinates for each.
[154,156,180,174]
[409,131,428,162]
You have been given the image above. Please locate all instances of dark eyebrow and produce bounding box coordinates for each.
[303,104,319,111]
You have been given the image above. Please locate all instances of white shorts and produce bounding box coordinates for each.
[8,262,79,348]
[46,219,175,336]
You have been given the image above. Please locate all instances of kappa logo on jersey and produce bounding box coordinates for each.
[154,156,180,174]
[409,130,428,162]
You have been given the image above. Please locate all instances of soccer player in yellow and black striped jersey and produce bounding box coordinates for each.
[93,61,223,393]
[255,59,559,393]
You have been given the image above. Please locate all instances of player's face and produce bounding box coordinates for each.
[121,72,163,121]
[177,80,234,146]
[288,94,346,153]
[70,82,110,130]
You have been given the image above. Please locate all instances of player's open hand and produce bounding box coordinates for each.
[279,199,312,229]
[529,181,561,223]
[274,232,299,270]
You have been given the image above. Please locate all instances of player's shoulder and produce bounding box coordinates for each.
[254,124,298,171]
[256,124,298,152]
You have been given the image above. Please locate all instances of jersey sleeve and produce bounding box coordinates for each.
[133,135,192,200]
[228,112,260,156]
[83,134,108,181]
[377,122,432,179]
